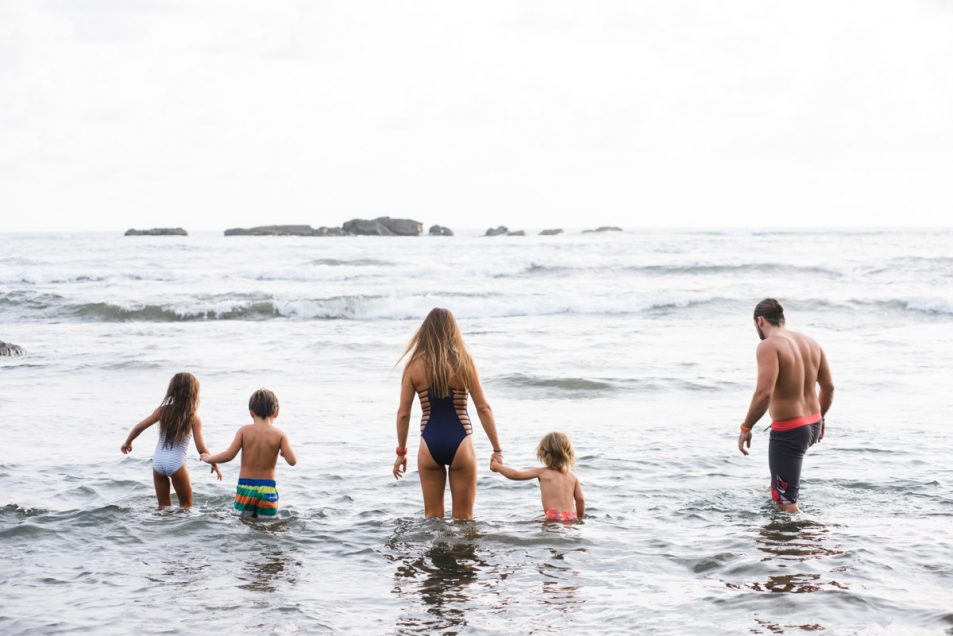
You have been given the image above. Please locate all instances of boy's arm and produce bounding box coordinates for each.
[121,408,160,453]
[573,477,585,518]
[280,433,297,466]
[191,416,222,480]
[490,460,543,481]
[201,428,244,464]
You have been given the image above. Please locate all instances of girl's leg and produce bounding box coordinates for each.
[153,470,173,508]
[448,438,477,521]
[169,465,193,508]
[418,441,447,518]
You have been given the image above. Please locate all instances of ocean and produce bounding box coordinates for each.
[1,229,951,634]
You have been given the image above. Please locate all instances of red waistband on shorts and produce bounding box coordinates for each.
[771,412,822,431]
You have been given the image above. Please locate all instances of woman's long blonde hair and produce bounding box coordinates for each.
[398,308,476,398]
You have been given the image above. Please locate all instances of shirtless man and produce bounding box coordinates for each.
[201,388,297,517]
[738,299,834,512]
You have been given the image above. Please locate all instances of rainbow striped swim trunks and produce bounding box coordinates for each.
[234,478,279,517]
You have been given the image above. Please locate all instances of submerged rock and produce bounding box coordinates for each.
[582,226,623,233]
[429,225,454,236]
[124,228,188,236]
[224,225,316,236]
[0,341,24,356]
[507,230,526,236]
[539,228,563,236]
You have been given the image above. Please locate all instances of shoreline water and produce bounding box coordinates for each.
[1,230,952,633]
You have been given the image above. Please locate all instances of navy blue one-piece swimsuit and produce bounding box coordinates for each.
[418,386,472,466]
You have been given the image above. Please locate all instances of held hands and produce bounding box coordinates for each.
[200,452,212,463]
[738,428,752,456]
[490,451,503,472]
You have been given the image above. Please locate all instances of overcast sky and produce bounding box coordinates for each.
[2,1,951,231]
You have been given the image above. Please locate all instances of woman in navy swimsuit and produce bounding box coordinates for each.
[392,308,503,520]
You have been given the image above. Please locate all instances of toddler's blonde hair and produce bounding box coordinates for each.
[536,432,575,473]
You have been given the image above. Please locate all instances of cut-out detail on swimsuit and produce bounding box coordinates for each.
[418,386,472,467]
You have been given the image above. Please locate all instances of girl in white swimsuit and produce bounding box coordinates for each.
[121,372,222,508]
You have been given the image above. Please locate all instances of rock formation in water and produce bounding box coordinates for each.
[484,226,525,236]
[539,229,564,236]
[582,226,623,233]
[0,341,24,356]
[429,225,454,236]
[225,218,425,236]
[224,225,317,236]
[124,228,188,236]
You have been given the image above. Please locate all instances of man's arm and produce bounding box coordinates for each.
[817,348,834,416]
[738,342,779,455]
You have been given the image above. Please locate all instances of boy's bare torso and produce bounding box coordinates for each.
[239,423,286,480]
[538,469,578,512]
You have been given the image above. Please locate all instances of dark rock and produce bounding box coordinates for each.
[507,230,526,236]
[125,228,188,236]
[0,341,24,356]
[315,226,347,236]
[539,228,563,236]
[582,226,623,233]
[485,226,509,236]
[224,225,316,236]
[342,219,392,236]
[429,225,454,236]
[377,217,423,236]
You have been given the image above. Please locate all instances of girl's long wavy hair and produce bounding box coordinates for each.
[397,308,476,398]
[158,372,199,448]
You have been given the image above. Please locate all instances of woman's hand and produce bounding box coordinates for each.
[490,450,503,470]
[393,455,407,480]
[210,463,222,481]
[120,443,133,454]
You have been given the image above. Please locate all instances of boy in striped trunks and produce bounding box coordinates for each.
[201,388,297,518]
[737,299,835,513]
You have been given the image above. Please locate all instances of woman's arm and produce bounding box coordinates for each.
[393,365,416,479]
[191,415,222,480]
[280,433,297,466]
[200,428,243,465]
[573,478,585,518]
[120,408,160,453]
[490,460,542,481]
[469,368,503,465]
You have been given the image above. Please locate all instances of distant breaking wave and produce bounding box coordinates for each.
[1,291,952,322]
[515,262,843,278]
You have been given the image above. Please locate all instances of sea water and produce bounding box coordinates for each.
[1,229,951,634]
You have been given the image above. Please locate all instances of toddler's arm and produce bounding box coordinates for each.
[201,428,244,465]
[120,408,160,453]
[280,433,297,466]
[490,458,543,481]
[573,477,585,518]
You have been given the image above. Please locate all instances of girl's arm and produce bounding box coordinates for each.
[120,408,160,453]
[191,415,222,480]
[469,367,503,466]
[200,428,243,465]
[280,433,297,466]
[573,478,585,518]
[393,365,415,479]
[490,459,543,481]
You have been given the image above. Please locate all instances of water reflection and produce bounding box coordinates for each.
[728,515,847,595]
[536,548,583,614]
[237,519,300,593]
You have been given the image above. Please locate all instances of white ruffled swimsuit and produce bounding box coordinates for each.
[152,434,191,477]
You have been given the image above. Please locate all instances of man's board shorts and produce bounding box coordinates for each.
[768,413,822,505]
[545,509,578,522]
[234,478,279,517]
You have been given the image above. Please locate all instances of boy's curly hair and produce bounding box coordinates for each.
[536,432,575,473]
